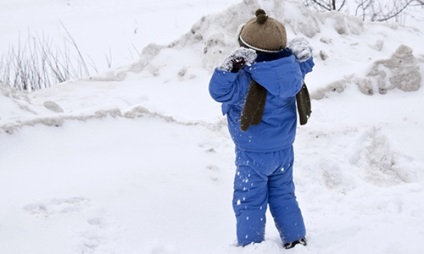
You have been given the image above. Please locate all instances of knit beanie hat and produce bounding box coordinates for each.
[239,9,287,53]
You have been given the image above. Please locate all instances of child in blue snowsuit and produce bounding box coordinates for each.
[209,9,314,249]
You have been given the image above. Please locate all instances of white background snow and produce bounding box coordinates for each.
[1,0,424,253]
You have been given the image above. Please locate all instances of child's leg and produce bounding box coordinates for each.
[232,164,268,246]
[268,148,306,243]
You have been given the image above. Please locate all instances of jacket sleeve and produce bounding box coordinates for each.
[299,57,314,78]
[208,68,245,105]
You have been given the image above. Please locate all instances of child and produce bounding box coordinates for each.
[209,9,314,249]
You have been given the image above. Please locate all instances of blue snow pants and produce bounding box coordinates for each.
[233,146,305,246]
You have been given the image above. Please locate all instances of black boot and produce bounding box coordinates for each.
[283,238,307,249]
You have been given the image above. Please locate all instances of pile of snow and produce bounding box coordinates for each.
[96,0,424,98]
[1,0,424,254]
[365,45,422,94]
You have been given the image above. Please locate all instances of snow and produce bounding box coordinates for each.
[1,0,424,253]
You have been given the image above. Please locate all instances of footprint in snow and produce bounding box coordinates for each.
[23,196,91,217]
[78,218,106,254]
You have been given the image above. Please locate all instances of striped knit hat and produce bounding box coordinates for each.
[239,9,287,53]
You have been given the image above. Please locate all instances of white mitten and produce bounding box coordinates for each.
[288,37,312,62]
[218,47,257,72]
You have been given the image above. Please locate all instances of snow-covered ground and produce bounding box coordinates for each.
[1,0,424,253]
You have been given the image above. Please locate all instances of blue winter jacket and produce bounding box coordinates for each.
[209,50,314,152]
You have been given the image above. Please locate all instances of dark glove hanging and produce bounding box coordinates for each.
[240,80,267,131]
[240,82,312,131]
[296,83,312,125]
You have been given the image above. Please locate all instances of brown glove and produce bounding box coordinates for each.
[296,83,312,125]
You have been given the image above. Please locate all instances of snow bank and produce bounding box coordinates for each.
[0,82,41,122]
[88,0,424,99]
[312,44,423,99]
[365,44,421,94]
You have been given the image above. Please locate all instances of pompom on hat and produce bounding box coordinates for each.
[238,9,287,53]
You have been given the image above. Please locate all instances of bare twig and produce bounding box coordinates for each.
[0,25,104,91]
